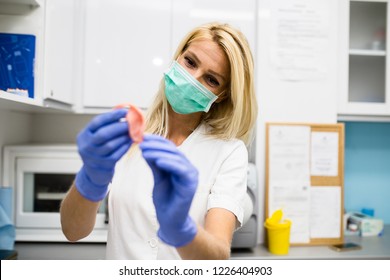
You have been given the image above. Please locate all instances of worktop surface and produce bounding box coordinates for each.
[11,226,390,260]
[231,225,390,259]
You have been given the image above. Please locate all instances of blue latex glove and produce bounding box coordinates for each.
[140,134,198,247]
[75,109,133,202]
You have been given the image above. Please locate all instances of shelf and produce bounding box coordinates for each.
[0,0,40,15]
[349,49,386,56]
[0,89,41,106]
[338,114,390,122]
[0,90,73,113]
[0,0,39,6]
[350,0,388,3]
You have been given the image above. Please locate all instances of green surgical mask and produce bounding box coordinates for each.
[164,61,218,114]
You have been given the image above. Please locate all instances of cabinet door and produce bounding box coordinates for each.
[82,0,171,110]
[338,0,390,117]
[172,0,256,53]
[43,0,76,106]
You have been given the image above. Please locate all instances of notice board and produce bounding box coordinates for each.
[265,123,344,246]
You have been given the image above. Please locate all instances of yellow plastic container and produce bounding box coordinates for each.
[264,219,291,255]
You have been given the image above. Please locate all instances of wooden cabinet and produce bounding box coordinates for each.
[339,0,390,119]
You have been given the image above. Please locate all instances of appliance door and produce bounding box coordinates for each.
[15,157,106,229]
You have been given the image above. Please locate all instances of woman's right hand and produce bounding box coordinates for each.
[75,109,133,202]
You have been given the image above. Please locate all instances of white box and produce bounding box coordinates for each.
[349,212,384,237]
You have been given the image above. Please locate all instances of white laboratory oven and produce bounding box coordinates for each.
[2,145,258,247]
[2,145,108,242]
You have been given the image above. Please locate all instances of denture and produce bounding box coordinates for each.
[115,103,145,143]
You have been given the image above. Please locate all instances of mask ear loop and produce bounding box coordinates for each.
[216,90,225,98]
[214,88,229,103]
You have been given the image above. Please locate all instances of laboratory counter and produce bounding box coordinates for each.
[231,225,390,260]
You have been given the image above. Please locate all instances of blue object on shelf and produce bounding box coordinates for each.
[362,208,375,217]
[0,187,15,251]
[0,33,36,98]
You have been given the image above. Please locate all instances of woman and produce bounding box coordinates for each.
[60,22,258,260]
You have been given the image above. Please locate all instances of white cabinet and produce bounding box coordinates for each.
[81,0,256,112]
[42,0,77,108]
[339,0,390,118]
[0,0,45,109]
[171,0,256,53]
[0,0,78,112]
[82,0,172,110]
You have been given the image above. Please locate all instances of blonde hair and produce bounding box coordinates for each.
[145,22,258,146]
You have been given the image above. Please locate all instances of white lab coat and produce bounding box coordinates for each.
[106,124,248,259]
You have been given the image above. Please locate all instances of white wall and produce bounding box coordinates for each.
[0,110,32,181]
[30,113,94,143]
[0,110,92,182]
[255,0,339,243]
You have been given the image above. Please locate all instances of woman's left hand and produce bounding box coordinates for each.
[140,134,198,247]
